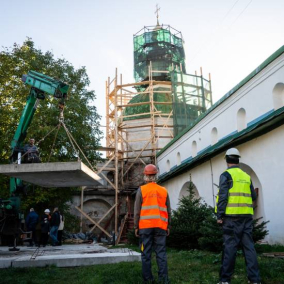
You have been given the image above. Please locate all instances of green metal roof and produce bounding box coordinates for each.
[156,45,284,158]
[158,106,284,183]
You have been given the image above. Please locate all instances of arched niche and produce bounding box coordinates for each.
[239,163,265,221]
[166,159,171,172]
[272,83,284,110]
[179,181,200,200]
[80,199,112,233]
[211,127,218,145]
[237,108,246,132]
[192,141,197,157]
[177,152,181,166]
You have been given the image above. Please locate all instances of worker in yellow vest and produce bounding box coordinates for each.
[134,164,171,283]
[215,148,261,284]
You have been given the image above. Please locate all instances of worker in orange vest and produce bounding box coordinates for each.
[134,164,171,283]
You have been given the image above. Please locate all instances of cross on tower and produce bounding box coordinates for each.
[155,4,160,25]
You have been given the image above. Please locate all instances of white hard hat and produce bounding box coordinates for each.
[225,148,241,157]
[44,209,50,213]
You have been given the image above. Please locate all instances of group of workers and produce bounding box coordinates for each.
[25,207,64,247]
[134,148,261,284]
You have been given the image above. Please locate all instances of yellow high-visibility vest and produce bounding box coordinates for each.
[215,168,253,215]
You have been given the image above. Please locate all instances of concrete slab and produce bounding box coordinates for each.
[0,162,102,187]
[0,244,141,268]
[12,252,141,268]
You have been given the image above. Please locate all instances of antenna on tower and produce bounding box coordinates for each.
[155,4,161,26]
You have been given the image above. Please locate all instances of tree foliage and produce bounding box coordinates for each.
[167,182,269,252]
[167,182,212,249]
[0,38,102,213]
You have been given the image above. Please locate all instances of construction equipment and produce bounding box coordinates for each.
[0,71,69,247]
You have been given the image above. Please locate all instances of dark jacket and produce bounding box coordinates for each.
[50,211,60,227]
[217,166,257,220]
[26,211,39,230]
[41,214,50,233]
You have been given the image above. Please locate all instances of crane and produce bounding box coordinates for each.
[0,71,69,249]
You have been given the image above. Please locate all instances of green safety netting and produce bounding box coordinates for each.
[171,70,212,136]
[123,89,172,121]
[133,26,186,83]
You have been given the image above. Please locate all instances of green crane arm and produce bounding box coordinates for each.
[10,71,69,196]
[11,71,69,151]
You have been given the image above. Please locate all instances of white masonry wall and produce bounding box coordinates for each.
[157,52,284,244]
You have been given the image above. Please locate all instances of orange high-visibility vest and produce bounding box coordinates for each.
[139,182,168,230]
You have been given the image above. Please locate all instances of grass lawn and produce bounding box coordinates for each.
[0,245,284,284]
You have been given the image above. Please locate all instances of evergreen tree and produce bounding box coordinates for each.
[167,181,211,249]
[167,180,269,251]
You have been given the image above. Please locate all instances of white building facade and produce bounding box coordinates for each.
[157,46,284,244]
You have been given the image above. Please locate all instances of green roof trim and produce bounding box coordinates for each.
[156,45,284,158]
[158,106,284,184]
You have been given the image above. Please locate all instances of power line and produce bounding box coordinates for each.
[191,0,253,63]
[190,0,241,62]
[221,0,241,23]
[229,0,253,27]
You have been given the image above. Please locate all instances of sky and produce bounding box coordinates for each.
[1,0,284,145]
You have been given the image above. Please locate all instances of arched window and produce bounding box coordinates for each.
[272,83,284,110]
[166,160,171,172]
[177,152,181,166]
[192,141,197,157]
[211,127,218,145]
[237,108,246,132]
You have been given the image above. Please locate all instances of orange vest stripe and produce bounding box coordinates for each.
[139,182,168,230]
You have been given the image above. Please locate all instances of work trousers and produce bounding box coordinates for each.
[49,226,59,245]
[139,228,169,283]
[220,217,261,283]
[29,229,37,246]
[57,230,63,245]
[40,232,49,246]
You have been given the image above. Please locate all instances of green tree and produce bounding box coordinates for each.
[167,181,211,249]
[0,38,102,214]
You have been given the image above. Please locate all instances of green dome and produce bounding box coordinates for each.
[123,90,172,121]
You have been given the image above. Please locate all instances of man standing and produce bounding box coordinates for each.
[215,148,261,284]
[25,208,39,246]
[23,138,41,163]
[49,207,60,246]
[134,164,171,284]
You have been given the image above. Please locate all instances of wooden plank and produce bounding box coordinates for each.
[89,204,116,233]
[121,111,161,119]
[117,80,171,88]
[116,216,126,245]
[75,206,111,238]
[119,124,173,129]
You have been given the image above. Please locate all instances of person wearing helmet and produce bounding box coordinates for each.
[215,148,261,284]
[40,209,51,247]
[134,164,171,284]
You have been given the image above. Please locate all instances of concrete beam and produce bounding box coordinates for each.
[0,162,102,187]
[11,252,141,268]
